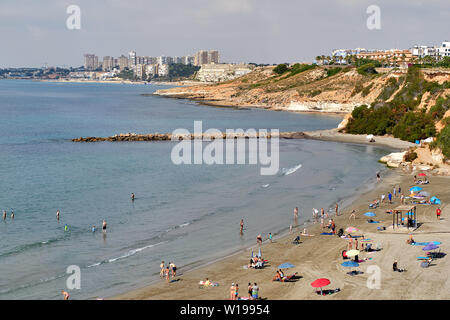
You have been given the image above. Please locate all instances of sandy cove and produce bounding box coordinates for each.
[114,170,450,300]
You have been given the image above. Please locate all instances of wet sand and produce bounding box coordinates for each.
[114,170,450,300]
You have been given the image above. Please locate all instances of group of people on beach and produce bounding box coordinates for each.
[229,282,259,300]
[160,261,177,283]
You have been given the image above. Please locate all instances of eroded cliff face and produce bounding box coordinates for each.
[154,66,405,113]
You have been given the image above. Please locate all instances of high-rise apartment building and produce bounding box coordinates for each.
[102,56,114,71]
[194,50,219,66]
[128,51,137,68]
[118,55,129,70]
[84,54,99,70]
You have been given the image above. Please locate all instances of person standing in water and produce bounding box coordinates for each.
[10,210,14,220]
[376,172,380,182]
[61,290,70,300]
[2,210,6,220]
[335,203,339,216]
[240,219,244,233]
[160,261,165,278]
[294,207,299,219]
[131,193,135,201]
[102,220,107,232]
[56,210,60,221]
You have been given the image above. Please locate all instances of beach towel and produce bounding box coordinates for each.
[320,232,333,235]
[411,241,441,246]
[417,257,429,260]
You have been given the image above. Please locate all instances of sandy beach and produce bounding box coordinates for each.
[114,167,450,300]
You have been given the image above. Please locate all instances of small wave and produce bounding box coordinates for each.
[87,241,167,268]
[178,222,190,228]
[280,163,302,176]
[261,184,270,188]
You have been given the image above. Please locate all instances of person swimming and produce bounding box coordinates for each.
[92,225,96,233]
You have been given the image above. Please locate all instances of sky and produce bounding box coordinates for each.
[0,0,449,67]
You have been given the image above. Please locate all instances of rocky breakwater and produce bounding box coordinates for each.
[72,131,307,142]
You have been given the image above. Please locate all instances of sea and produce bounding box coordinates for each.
[0,80,389,299]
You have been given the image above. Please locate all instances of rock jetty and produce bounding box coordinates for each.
[72,131,307,142]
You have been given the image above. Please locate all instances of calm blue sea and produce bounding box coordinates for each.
[0,80,388,299]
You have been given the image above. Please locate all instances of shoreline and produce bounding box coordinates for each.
[113,167,450,300]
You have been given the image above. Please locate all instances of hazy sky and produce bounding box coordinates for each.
[1,0,449,67]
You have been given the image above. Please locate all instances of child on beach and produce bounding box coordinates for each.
[160,261,165,278]
[268,233,273,243]
[437,207,441,220]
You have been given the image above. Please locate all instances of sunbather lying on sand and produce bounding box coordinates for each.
[272,270,298,282]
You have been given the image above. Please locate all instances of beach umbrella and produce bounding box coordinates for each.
[346,250,360,257]
[345,227,359,233]
[410,186,423,192]
[418,173,427,177]
[278,263,295,269]
[423,244,439,251]
[430,197,441,205]
[258,248,262,258]
[364,212,376,217]
[366,134,374,140]
[311,278,330,296]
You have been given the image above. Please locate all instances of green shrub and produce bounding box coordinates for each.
[357,63,378,75]
[392,111,436,142]
[273,64,289,75]
[326,67,341,77]
[361,84,373,97]
[433,122,450,158]
[429,95,450,120]
[404,151,418,162]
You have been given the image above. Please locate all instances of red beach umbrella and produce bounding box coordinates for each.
[418,173,426,177]
[311,278,331,295]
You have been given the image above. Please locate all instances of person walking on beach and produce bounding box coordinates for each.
[160,261,165,278]
[165,266,170,283]
[381,193,385,204]
[252,283,259,300]
[393,186,397,198]
[437,207,442,220]
[388,192,392,204]
[61,290,70,300]
[398,186,401,196]
[400,193,405,205]
[230,283,235,300]
[294,207,299,219]
[349,209,356,221]
[348,238,352,250]
[268,233,273,243]
[170,262,177,278]
[256,234,263,245]
[335,203,339,216]
[248,283,253,299]
[312,208,318,223]
[102,220,107,232]
[376,172,380,182]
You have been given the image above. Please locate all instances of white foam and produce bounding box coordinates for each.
[281,163,302,176]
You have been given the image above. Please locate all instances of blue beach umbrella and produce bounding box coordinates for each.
[430,197,441,205]
[410,186,423,192]
[341,261,359,267]
[258,248,262,258]
[364,212,376,217]
[423,244,439,251]
[278,263,295,269]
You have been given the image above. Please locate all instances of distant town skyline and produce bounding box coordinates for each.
[1,0,449,67]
